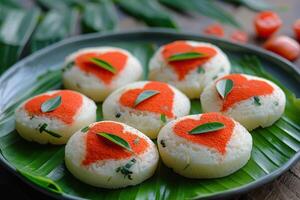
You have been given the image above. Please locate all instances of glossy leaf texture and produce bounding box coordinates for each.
[36,0,84,10]
[116,0,177,28]
[30,9,79,52]
[223,0,273,11]
[0,42,299,200]
[0,0,23,8]
[159,0,240,27]
[0,6,40,74]
[82,0,118,33]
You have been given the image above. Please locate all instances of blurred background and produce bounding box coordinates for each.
[0,0,300,74]
[0,0,300,199]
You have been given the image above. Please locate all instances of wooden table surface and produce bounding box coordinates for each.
[1,0,300,199]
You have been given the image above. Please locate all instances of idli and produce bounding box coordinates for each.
[65,121,159,188]
[102,81,190,139]
[63,47,143,102]
[149,40,230,98]
[201,73,286,130]
[15,90,96,144]
[157,112,252,178]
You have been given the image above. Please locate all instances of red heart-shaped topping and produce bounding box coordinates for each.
[24,90,83,124]
[119,82,175,118]
[75,51,128,84]
[82,122,149,166]
[173,113,234,154]
[162,41,217,80]
[219,74,274,111]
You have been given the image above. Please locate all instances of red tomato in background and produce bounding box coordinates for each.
[203,23,224,37]
[293,19,300,41]
[230,31,248,43]
[264,35,300,61]
[254,11,282,38]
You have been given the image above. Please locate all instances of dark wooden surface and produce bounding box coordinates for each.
[1,0,300,199]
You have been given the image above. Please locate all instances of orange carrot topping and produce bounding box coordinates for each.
[218,74,274,111]
[162,41,217,80]
[24,90,83,124]
[82,122,149,166]
[119,82,174,117]
[75,51,128,84]
[173,113,234,155]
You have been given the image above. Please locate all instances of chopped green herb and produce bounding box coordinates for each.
[116,158,136,180]
[76,83,82,89]
[63,61,74,71]
[167,52,206,62]
[216,79,233,99]
[90,57,116,74]
[134,90,160,107]
[254,96,261,106]
[160,140,166,148]
[97,132,132,152]
[115,112,121,118]
[160,114,167,123]
[189,122,225,135]
[81,126,90,133]
[38,123,61,138]
[183,154,190,170]
[41,96,62,113]
[197,67,205,74]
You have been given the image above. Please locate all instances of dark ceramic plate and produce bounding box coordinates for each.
[0,29,299,200]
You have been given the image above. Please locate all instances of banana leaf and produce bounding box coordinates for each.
[116,0,177,28]
[82,0,118,33]
[0,0,23,8]
[0,7,40,74]
[160,0,240,27]
[0,41,299,199]
[30,9,79,52]
[36,0,85,10]
[222,0,273,11]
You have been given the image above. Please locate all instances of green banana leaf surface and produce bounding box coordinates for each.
[159,0,240,27]
[116,0,177,28]
[0,6,40,73]
[82,0,118,33]
[0,33,299,200]
[30,8,79,52]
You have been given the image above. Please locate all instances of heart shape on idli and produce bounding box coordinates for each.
[119,82,175,118]
[75,51,128,84]
[162,41,217,80]
[219,74,274,111]
[24,90,83,124]
[82,122,148,166]
[173,113,234,155]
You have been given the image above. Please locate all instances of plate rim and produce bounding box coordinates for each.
[0,29,299,200]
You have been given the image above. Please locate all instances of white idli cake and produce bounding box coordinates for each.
[15,90,96,145]
[149,40,230,98]
[65,121,159,188]
[157,112,252,178]
[201,73,286,130]
[102,81,190,139]
[63,47,143,102]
